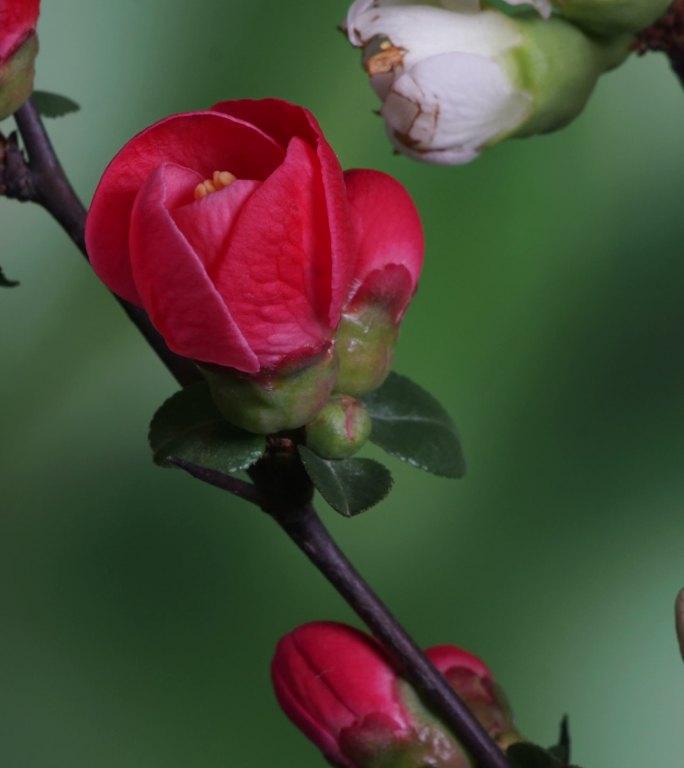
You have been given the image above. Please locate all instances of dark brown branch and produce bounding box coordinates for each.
[168,456,264,505]
[7,98,201,388]
[635,0,684,87]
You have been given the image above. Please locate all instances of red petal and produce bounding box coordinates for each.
[425,645,493,680]
[171,178,260,274]
[128,162,259,371]
[86,111,284,305]
[0,0,39,60]
[212,137,333,368]
[214,99,353,325]
[346,263,415,323]
[271,623,410,737]
[344,169,423,314]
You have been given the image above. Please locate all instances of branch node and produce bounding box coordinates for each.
[0,130,37,201]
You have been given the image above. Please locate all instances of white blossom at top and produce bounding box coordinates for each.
[344,1,535,164]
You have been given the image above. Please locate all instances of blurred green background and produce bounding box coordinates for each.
[2,1,683,765]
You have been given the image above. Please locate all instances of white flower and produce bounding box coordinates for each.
[344,0,629,165]
[345,2,533,164]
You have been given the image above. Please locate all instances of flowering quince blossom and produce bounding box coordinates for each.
[86,99,423,432]
[344,0,629,165]
[272,622,523,768]
[0,0,40,119]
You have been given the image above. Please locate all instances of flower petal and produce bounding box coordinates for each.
[212,137,335,368]
[348,5,521,62]
[128,163,259,371]
[383,52,531,161]
[171,178,260,275]
[425,645,493,679]
[344,169,423,318]
[213,99,353,326]
[0,0,39,60]
[86,111,284,305]
[271,622,411,744]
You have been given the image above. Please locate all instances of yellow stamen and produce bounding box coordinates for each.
[194,170,237,200]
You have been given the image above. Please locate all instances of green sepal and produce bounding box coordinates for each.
[361,372,465,479]
[0,266,19,287]
[299,446,393,517]
[31,90,80,119]
[508,743,582,768]
[149,381,265,473]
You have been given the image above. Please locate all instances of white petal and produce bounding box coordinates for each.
[349,6,522,62]
[387,126,481,164]
[344,0,377,45]
[381,51,531,159]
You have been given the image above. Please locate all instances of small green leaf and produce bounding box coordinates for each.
[32,90,80,118]
[0,266,19,287]
[361,372,466,478]
[299,446,393,517]
[149,381,265,473]
[508,744,581,768]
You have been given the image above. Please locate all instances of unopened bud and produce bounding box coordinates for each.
[200,347,338,435]
[306,395,372,458]
[344,0,630,164]
[272,622,524,768]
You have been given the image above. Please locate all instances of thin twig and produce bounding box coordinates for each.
[9,99,201,387]
[168,456,264,505]
[635,0,684,88]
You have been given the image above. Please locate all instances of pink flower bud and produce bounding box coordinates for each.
[86,99,423,432]
[272,622,523,768]
[0,0,40,119]
[335,170,423,397]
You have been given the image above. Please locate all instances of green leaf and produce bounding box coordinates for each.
[0,266,19,287]
[149,381,265,473]
[508,744,581,768]
[299,446,393,517]
[361,372,466,478]
[31,90,80,118]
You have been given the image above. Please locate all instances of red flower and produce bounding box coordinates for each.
[0,0,40,62]
[0,0,40,119]
[272,622,522,768]
[86,99,423,378]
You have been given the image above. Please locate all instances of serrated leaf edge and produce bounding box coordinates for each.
[299,448,394,517]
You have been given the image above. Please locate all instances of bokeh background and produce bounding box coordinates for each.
[2,1,683,765]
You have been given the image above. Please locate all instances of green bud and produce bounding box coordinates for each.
[505,15,631,140]
[200,348,338,435]
[306,395,372,459]
[334,306,399,398]
[554,0,670,35]
[0,34,38,120]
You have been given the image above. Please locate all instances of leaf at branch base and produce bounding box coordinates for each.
[361,371,466,478]
[299,446,393,517]
[149,381,265,473]
[0,266,19,287]
[508,743,582,768]
[31,90,80,118]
